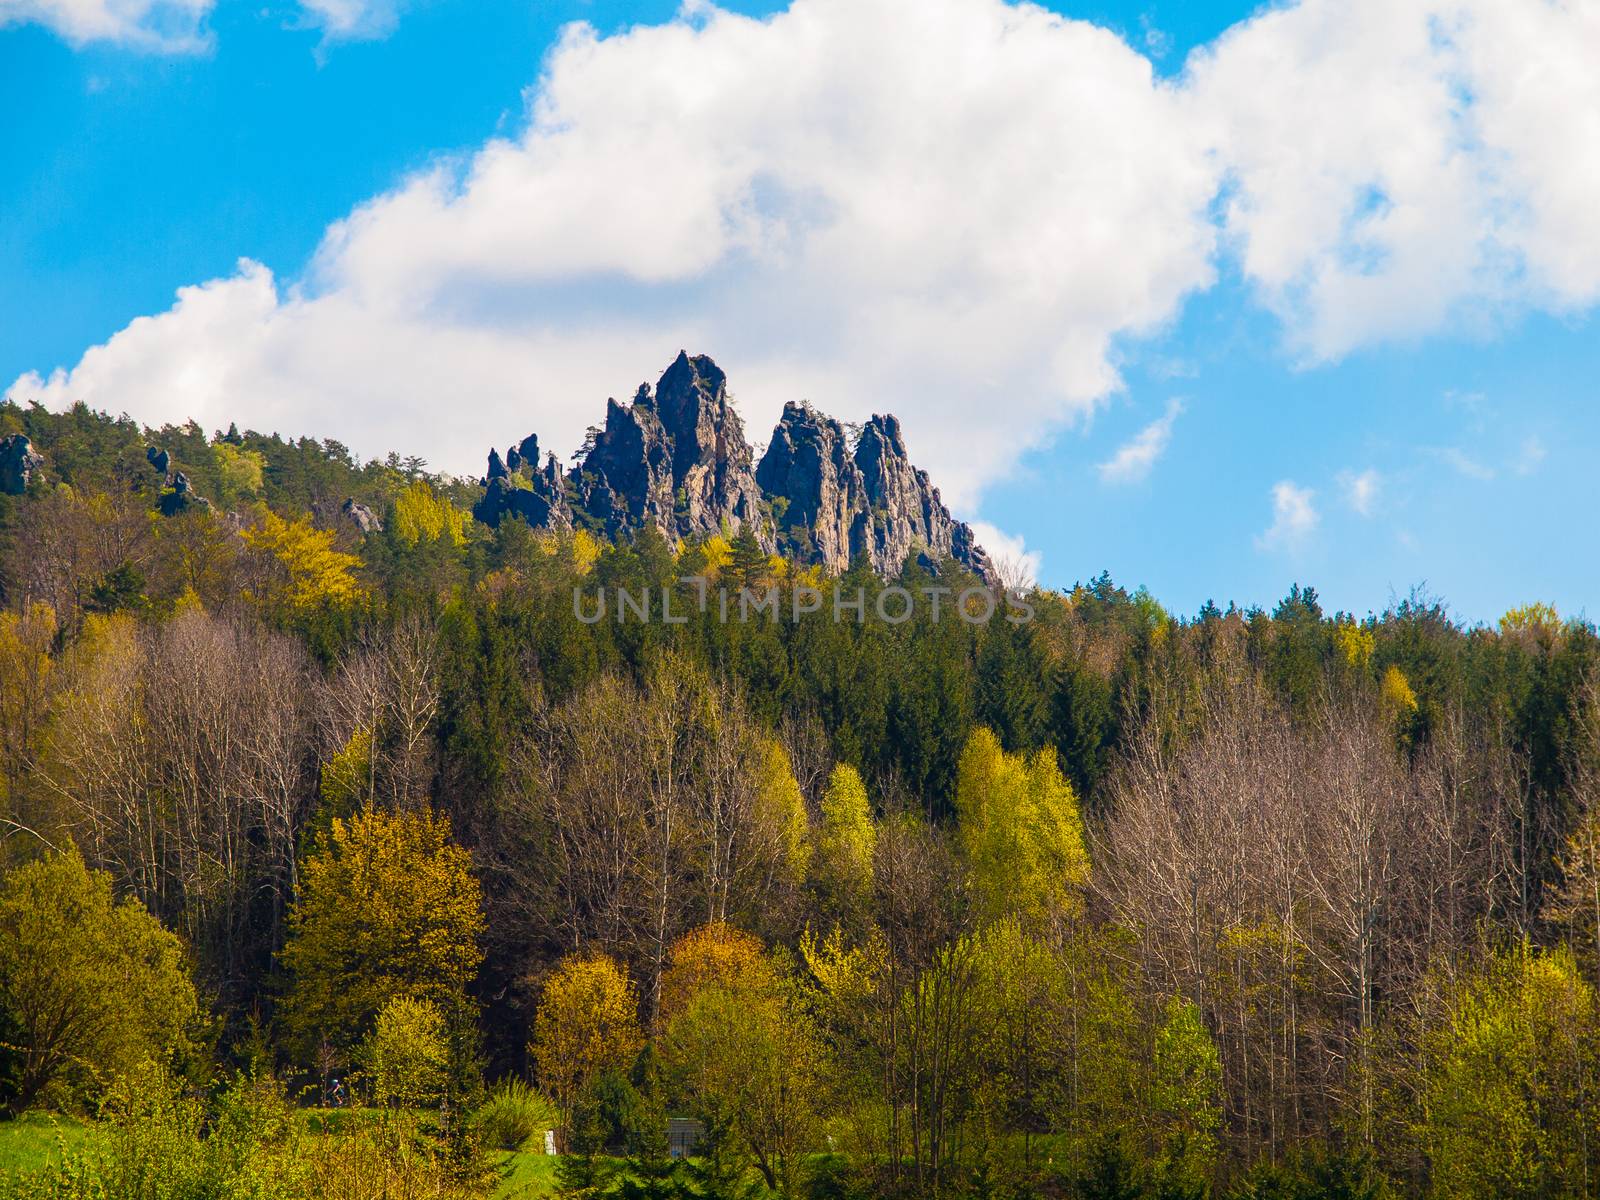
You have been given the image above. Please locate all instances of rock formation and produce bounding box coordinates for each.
[755,402,866,573]
[755,404,991,579]
[473,449,571,531]
[0,434,44,494]
[342,498,383,534]
[472,352,991,581]
[159,471,212,517]
[146,446,171,478]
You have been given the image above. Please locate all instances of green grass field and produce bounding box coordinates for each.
[490,1146,561,1198]
[0,1112,98,1179]
[0,1111,560,1197]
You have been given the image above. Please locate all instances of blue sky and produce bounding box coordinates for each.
[4,0,1598,624]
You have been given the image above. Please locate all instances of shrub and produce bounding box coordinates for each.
[469,1078,556,1152]
[364,996,448,1110]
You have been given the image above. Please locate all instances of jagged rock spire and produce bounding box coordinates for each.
[472,353,991,581]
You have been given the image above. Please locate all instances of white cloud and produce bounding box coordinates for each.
[1097,398,1184,485]
[1339,467,1380,516]
[10,0,1600,511]
[1189,0,1600,361]
[296,0,404,42]
[8,0,1219,506]
[1258,481,1319,551]
[970,521,1040,589]
[0,0,211,49]
[6,261,697,479]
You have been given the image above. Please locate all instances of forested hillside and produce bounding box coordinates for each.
[3,395,1600,1199]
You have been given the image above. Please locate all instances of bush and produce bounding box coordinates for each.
[470,1078,556,1151]
[364,996,448,1110]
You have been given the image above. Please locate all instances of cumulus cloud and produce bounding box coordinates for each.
[9,0,1218,504]
[1339,468,1380,516]
[0,0,212,49]
[1258,482,1319,551]
[1190,0,1600,360]
[970,521,1041,589]
[10,0,1600,513]
[1097,399,1184,485]
[7,261,695,478]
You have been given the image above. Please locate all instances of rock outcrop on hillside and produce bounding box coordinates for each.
[342,499,383,534]
[158,471,211,517]
[473,433,572,532]
[0,435,44,494]
[472,352,992,581]
[755,404,990,578]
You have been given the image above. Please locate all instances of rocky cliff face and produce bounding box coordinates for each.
[472,352,991,581]
[754,405,991,579]
[755,401,864,572]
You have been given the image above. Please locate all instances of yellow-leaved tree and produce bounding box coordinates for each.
[0,851,202,1114]
[1422,944,1598,1200]
[364,994,449,1110]
[1333,620,1375,671]
[753,739,811,889]
[811,763,876,929]
[241,511,364,621]
[955,727,1090,927]
[279,805,483,1058]
[530,952,643,1138]
[391,481,470,550]
[659,933,823,1198]
[657,922,774,1026]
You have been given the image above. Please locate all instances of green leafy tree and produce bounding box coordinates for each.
[955,727,1090,927]
[810,763,877,929]
[212,440,265,503]
[660,958,824,1199]
[1422,944,1600,1200]
[0,851,201,1114]
[1148,996,1222,1190]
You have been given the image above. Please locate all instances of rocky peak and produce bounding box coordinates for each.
[650,352,765,541]
[470,353,990,581]
[506,432,541,474]
[848,413,982,576]
[656,352,729,475]
[580,389,674,533]
[473,441,573,531]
